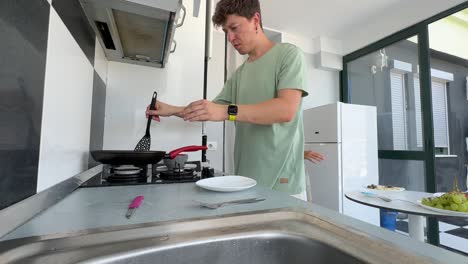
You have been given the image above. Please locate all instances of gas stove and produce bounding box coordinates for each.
[81,161,217,188]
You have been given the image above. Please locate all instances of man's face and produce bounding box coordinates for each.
[222,14,259,55]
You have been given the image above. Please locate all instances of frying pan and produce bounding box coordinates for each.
[91,145,207,165]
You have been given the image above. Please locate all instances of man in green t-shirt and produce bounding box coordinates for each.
[146,0,308,197]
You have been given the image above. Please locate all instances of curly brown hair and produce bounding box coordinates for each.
[212,0,262,28]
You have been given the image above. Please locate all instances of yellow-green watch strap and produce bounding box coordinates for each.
[229,114,236,121]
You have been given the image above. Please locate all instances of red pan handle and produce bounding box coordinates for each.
[168,145,208,159]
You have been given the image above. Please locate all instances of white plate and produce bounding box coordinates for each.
[433,192,468,197]
[416,200,468,216]
[196,176,257,192]
[363,184,405,192]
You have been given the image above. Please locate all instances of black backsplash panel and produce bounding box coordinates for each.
[88,71,107,168]
[0,0,50,209]
[52,0,95,65]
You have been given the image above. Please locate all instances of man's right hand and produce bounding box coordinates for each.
[145,100,184,121]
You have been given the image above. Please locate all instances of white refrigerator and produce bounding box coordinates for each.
[303,102,379,226]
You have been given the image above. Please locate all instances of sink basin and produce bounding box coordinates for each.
[0,209,443,263]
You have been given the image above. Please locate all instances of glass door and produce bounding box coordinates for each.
[342,1,468,253]
[344,34,437,242]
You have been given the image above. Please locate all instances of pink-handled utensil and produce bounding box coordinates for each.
[126,195,144,219]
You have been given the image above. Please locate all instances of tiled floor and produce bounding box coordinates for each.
[395,214,468,256]
[439,216,468,227]
[438,216,468,255]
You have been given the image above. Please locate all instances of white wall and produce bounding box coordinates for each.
[280,32,340,110]
[301,53,340,110]
[281,31,316,54]
[37,9,96,192]
[103,2,205,161]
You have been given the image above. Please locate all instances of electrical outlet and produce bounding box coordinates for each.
[207,141,217,151]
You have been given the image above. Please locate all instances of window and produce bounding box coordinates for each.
[414,76,451,155]
[431,80,449,152]
[390,64,452,154]
[413,76,423,148]
[390,71,408,150]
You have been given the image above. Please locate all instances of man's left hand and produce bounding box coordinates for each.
[182,100,228,122]
[304,151,325,164]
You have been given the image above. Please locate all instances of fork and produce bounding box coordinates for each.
[197,198,266,209]
[362,192,392,202]
[361,192,418,205]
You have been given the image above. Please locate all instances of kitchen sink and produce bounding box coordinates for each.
[0,209,440,263]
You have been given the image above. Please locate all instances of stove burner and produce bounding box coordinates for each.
[106,164,147,184]
[158,168,197,180]
[107,174,147,183]
[155,164,198,172]
[114,165,142,176]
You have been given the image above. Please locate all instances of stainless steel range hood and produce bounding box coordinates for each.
[79,0,188,68]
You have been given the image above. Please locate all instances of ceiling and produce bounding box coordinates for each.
[261,0,404,39]
[260,0,467,54]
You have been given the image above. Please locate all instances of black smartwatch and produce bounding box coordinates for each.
[228,104,238,121]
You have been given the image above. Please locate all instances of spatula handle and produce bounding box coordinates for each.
[146,92,158,136]
[129,195,145,209]
[126,195,144,219]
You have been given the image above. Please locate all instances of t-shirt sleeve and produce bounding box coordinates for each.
[213,70,239,104]
[277,45,308,97]
[213,78,233,104]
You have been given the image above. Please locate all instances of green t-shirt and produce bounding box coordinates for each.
[214,43,308,194]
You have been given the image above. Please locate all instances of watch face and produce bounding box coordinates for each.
[228,105,238,115]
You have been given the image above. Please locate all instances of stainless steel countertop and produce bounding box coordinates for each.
[1,170,468,263]
[2,183,306,241]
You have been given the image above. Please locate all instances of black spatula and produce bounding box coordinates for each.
[135,91,157,151]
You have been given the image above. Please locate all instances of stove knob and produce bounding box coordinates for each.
[201,167,214,178]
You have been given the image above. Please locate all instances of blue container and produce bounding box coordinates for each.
[380,209,397,231]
